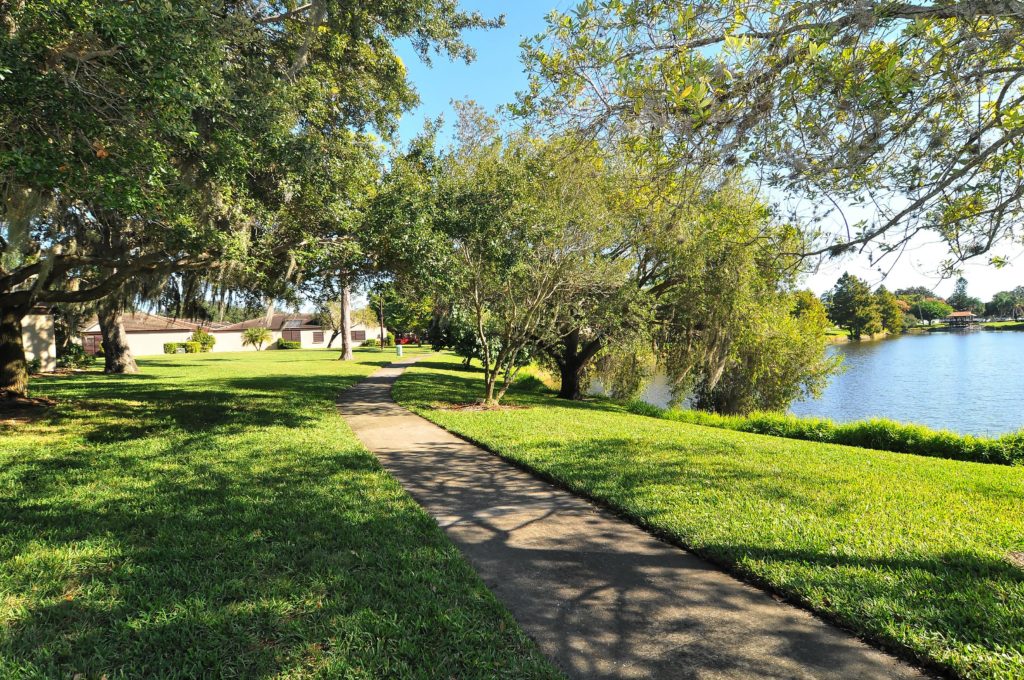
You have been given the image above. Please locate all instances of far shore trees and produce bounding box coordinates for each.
[825,274,883,340]
[947,278,985,315]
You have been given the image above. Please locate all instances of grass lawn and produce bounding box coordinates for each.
[393,353,1024,680]
[0,348,558,679]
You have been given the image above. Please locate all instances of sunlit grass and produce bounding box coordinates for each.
[0,348,557,679]
[394,353,1024,680]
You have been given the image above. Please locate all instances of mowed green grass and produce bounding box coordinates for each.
[393,354,1024,679]
[0,349,558,679]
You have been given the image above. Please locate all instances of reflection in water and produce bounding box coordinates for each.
[595,331,1024,436]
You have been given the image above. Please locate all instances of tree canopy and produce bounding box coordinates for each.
[519,0,1024,271]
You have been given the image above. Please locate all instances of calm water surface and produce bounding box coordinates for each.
[789,331,1024,435]
[599,330,1024,435]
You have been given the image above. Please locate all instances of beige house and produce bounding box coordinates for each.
[81,311,386,356]
[23,308,57,372]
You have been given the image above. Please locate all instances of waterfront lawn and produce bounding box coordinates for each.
[393,354,1024,679]
[0,349,557,679]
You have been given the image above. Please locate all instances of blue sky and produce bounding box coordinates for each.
[390,1,1024,300]
[393,0,562,146]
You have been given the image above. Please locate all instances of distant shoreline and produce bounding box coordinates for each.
[829,322,1024,344]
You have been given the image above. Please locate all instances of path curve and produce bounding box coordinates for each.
[337,358,927,680]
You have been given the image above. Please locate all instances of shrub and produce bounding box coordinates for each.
[184,342,201,354]
[57,343,96,368]
[26,358,42,374]
[362,338,380,348]
[624,401,1024,466]
[382,333,394,347]
[163,342,185,354]
[189,328,216,352]
[277,339,300,350]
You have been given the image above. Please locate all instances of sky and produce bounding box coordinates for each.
[391,1,1024,301]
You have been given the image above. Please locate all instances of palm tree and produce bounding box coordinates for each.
[242,327,271,351]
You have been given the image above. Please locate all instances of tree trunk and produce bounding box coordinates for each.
[0,305,29,397]
[97,300,139,374]
[339,285,353,361]
[327,330,340,348]
[378,294,385,348]
[556,330,603,400]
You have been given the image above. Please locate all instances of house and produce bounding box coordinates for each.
[215,312,386,350]
[80,311,387,356]
[946,311,977,328]
[22,307,57,372]
[81,313,201,356]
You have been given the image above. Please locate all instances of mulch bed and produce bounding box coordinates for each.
[0,390,56,424]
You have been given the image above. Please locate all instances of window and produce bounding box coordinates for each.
[284,319,303,328]
[282,329,301,342]
[352,330,366,342]
[313,331,324,344]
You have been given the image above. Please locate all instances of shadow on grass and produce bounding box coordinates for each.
[0,360,553,678]
[396,364,627,416]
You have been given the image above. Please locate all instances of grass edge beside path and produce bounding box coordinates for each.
[0,349,561,679]
[393,353,1024,680]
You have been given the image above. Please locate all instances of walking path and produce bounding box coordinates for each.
[337,359,926,680]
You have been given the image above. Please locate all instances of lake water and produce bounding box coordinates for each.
[597,331,1024,435]
[789,331,1024,435]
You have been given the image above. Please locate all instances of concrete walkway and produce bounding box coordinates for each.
[337,359,927,680]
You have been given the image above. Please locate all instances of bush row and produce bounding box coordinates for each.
[625,400,1024,466]
[163,342,204,354]
[277,339,301,350]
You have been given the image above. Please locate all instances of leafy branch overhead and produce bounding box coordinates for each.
[520,0,1024,269]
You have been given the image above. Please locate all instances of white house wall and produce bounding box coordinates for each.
[22,314,57,372]
[124,331,195,356]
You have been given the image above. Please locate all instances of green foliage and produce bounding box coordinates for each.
[873,286,904,334]
[1,351,556,677]
[626,402,1024,467]
[381,333,395,348]
[0,0,502,395]
[395,354,1024,679]
[163,343,184,355]
[241,327,271,351]
[519,0,1024,268]
[56,343,95,368]
[362,338,380,348]
[189,328,216,352]
[183,342,201,354]
[26,358,41,374]
[276,339,301,350]
[947,277,985,314]
[824,273,882,340]
[901,295,954,325]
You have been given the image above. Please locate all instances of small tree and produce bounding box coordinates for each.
[874,287,905,335]
[825,273,882,340]
[908,298,955,325]
[947,277,984,315]
[242,327,271,351]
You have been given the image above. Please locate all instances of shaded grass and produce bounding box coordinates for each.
[0,348,558,679]
[394,353,1024,680]
[623,401,1024,466]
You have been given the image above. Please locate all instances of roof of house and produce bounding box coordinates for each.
[217,312,322,332]
[82,312,203,334]
[948,311,976,318]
